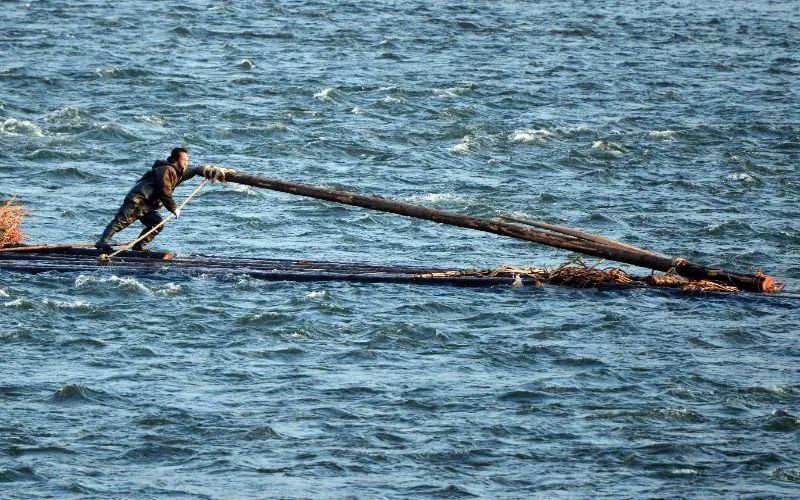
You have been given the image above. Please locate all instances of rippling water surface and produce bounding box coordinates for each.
[2,1,799,497]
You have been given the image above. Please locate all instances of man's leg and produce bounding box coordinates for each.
[132,210,164,251]
[95,199,143,252]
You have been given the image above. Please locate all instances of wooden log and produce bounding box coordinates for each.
[645,275,690,288]
[499,214,665,258]
[0,246,174,260]
[223,171,777,293]
[0,243,100,253]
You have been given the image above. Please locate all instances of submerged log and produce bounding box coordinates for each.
[223,171,777,293]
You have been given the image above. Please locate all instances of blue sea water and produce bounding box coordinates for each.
[1,1,799,497]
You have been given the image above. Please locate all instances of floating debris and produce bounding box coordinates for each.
[0,199,28,248]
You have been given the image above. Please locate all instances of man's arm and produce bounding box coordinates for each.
[154,166,180,213]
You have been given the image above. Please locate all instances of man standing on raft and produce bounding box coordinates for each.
[95,148,226,252]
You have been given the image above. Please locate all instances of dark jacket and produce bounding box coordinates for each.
[126,160,197,213]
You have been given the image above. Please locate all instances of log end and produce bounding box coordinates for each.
[756,272,778,293]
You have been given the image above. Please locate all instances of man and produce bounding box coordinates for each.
[95,148,224,252]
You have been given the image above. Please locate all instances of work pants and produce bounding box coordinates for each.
[98,196,164,247]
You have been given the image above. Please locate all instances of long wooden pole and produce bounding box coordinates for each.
[223,171,776,293]
[0,242,122,253]
[498,214,666,258]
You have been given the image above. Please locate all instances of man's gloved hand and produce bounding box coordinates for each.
[173,208,181,219]
[201,165,234,183]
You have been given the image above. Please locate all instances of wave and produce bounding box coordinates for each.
[591,407,705,423]
[25,149,83,161]
[703,220,753,236]
[94,67,152,79]
[314,87,336,102]
[45,167,97,180]
[403,192,474,208]
[42,298,93,311]
[509,128,552,143]
[3,298,33,309]
[135,115,168,126]
[244,425,282,440]
[239,58,255,70]
[449,135,476,154]
[548,26,601,38]
[44,107,94,130]
[555,124,597,137]
[764,409,800,432]
[1,118,44,137]
[78,123,143,142]
[75,274,154,294]
[433,84,475,99]
[235,310,293,326]
[0,465,46,482]
[154,283,183,296]
[726,172,762,185]
[52,383,107,404]
[591,140,627,155]
[649,129,679,140]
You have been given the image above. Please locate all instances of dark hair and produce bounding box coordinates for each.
[169,147,188,162]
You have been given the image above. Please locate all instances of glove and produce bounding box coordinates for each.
[173,208,181,219]
[202,165,231,183]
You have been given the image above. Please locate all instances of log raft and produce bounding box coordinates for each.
[0,247,780,294]
[223,172,777,293]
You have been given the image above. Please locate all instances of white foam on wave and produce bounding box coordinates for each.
[669,468,698,476]
[136,115,168,126]
[307,290,328,299]
[0,288,9,298]
[434,85,474,99]
[2,118,44,137]
[76,274,184,296]
[4,298,31,308]
[510,128,552,143]
[727,172,757,183]
[649,129,678,140]
[76,274,151,293]
[555,124,595,135]
[74,275,95,288]
[95,67,119,77]
[228,183,259,196]
[107,276,150,293]
[314,87,335,101]
[265,122,287,132]
[351,106,365,115]
[44,106,91,124]
[239,58,255,69]
[591,140,627,154]
[405,192,470,206]
[450,135,475,154]
[154,283,182,296]
[42,298,92,310]
[236,275,261,289]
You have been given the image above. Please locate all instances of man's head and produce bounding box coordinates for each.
[169,147,189,170]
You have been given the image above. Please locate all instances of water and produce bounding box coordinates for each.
[1,1,799,497]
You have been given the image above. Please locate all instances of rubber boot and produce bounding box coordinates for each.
[133,211,164,252]
[95,222,119,253]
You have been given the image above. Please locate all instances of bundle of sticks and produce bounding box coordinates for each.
[0,199,27,248]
